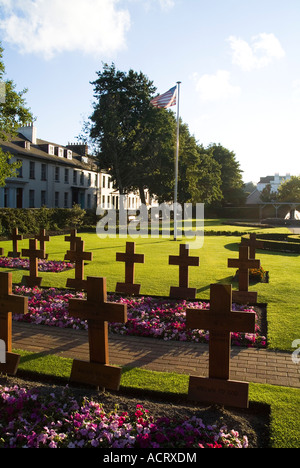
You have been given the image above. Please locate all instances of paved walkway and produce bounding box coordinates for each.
[12,322,300,389]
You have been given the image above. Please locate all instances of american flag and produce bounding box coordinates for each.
[150,86,177,108]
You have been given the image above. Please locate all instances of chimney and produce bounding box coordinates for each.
[19,123,37,144]
[66,142,88,156]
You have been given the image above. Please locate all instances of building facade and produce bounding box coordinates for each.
[256,173,291,193]
[0,124,154,211]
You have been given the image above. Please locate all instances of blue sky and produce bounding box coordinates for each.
[0,0,299,184]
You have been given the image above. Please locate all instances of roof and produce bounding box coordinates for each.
[246,189,263,205]
[0,133,98,172]
[258,176,274,184]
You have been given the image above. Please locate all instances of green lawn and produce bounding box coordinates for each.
[1,219,299,448]
[0,220,298,351]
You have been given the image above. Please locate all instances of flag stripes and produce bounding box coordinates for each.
[150,86,177,108]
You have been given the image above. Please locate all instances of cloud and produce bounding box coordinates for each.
[193,70,241,102]
[158,0,175,10]
[0,0,131,59]
[228,33,285,71]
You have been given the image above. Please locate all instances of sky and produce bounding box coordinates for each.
[0,0,299,184]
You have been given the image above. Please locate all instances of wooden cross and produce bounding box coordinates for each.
[115,242,145,295]
[68,276,127,390]
[0,272,28,375]
[65,238,92,290]
[169,244,199,299]
[228,245,260,303]
[64,229,81,252]
[8,228,23,258]
[21,238,46,287]
[35,229,50,259]
[186,283,255,408]
[241,233,264,259]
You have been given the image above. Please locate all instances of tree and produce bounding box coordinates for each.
[85,63,224,206]
[87,63,157,204]
[260,183,278,202]
[0,42,33,186]
[277,176,300,202]
[206,143,245,206]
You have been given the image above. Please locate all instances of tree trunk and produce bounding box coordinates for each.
[139,186,146,206]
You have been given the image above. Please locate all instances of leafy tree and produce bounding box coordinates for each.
[277,176,300,202]
[260,183,278,202]
[0,42,33,186]
[186,145,223,205]
[87,63,157,203]
[85,63,223,206]
[206,143,245,206]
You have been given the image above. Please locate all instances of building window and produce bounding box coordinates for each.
[94,174,98,187]
[49,145,54,155]
[80,171,84,186]
[64,168,69,184]
[41,164,47,181]
[29,161,35,179]
[87,194,91,209]
[102,195,105,208]
[17,160,23,178]
[102,175,106,188]
[55,192,59,208]
[29,190,35,208]
[55,167,60,182]
[4,188,9,207]
[73,170,77,185]
[41,190,46,206]
[88,173,91,186]
[64,192,69,208]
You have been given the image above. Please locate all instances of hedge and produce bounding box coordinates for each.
[0,206,87,236]
[242,233,300,254]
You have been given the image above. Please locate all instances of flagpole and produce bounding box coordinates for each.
[174,81,181,241]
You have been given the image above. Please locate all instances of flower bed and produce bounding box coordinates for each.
[0,257,74,272]
[0,385,249,448]
[12,286,267,348]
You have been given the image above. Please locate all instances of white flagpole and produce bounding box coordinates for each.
[174,81,181,241]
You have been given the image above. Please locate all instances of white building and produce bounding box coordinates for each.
[0,124,155,211]
[256,173,291,193]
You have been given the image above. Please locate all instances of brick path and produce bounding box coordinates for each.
[12,322,300,388]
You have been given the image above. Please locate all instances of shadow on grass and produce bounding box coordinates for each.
[196,276,236,294]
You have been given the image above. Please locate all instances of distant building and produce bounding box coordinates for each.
[0,124,155,211]
[246,172,299,219]
[256,173,291,193]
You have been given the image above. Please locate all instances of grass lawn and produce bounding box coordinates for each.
[0,220,298,351]
[1,220,299,448]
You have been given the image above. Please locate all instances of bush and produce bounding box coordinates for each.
[0,205,86,236]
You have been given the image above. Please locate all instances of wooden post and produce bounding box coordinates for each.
[169,244,199,298]
[65,238,92,290]
[0,272,28,375]
[228,245,260,303]
[8,228,23,258]
[241,233,264,259]
[64,229,81,252]
[186,284,256,408]
[68,277,127,390]
[116,242,145,295]
[21,239,46,287]
[35,229,50,259]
